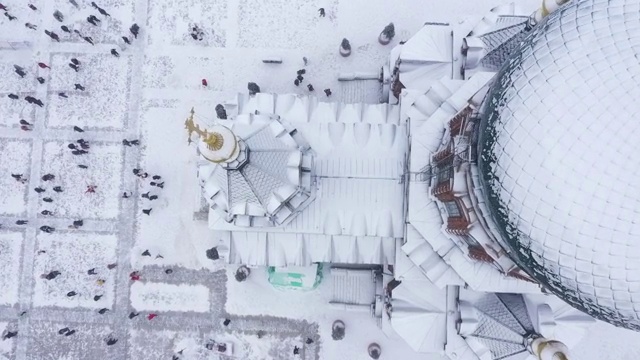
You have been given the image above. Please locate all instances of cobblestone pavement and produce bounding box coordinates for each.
[0,0,320,358]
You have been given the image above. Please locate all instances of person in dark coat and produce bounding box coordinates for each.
[43,197,53,203]
[307,84,314,91]
[44,270,61,280]
[40,226,55,233]
[37,77,45,84]
[142,208,152,215]
[45,30,60,42]
[66,291,77,297]
[106,337,118,345]
[42,174,55,181]
[34,187,45,193]
[94,295,103,301]
[74,84,85,91]
[87,15,100,25]
[73,126,84,132]
[58,92,68,98]
[122,36,131,45]
[3,12,17,21]
[15,68,26,78]
[83,36,94,45]
[16,220,28,225]
[130,23,140,38]
[98,8,110,17]
[8,94,19,100]
[69,63,79,72]
[110,49,119,57]
[53,186,63,192]
[324,88,332,97]
[25,23,37,30]
[61,25,71,33]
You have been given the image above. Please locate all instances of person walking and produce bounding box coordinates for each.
[129,23,140,38]
[110,48,119,57]
[25,23,37,30]
[53,10,64,22]
[45,30,60,42]
[74,83,85,91]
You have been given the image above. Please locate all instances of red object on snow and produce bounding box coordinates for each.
[129,271,140,281]
[201,79,208,87]
[38,62,50,69]
[147,313,158,320]
[85,185,97,193]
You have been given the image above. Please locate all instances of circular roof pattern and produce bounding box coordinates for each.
[198,118,314,227]
[477,0,640,330]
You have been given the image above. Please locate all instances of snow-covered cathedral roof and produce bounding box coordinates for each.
[197,116,314,227]
[476,0,640,330]
[202,93,408,266]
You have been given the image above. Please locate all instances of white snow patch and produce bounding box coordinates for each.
[40,141,122,220]
[133,106,216,271]
[47,53,131,130]
[130,282,210,312]
[0,232,22,306]
[0,140,30,215]
[33,232,117,309]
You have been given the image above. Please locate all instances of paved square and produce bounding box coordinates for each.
[26,321,117,360]
[0,139,31,215]
[143,55,225,90]
[39,141,123,220]
[147,0,227,47]
[0,96,36,128]
[46,53,131,130]
[33,232,117,309]
[51,0,136,45]
[0,232,23,306]
[237,0,336,48]
[130,282,210,312]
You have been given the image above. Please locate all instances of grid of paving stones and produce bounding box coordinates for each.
[0,0,319,359]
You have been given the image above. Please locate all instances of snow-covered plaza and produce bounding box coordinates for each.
[2,0,640,359]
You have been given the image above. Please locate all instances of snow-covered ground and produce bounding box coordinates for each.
[0,140,30,215]
[130,282,210,312]
[0,232,22,306]
[33,232,117,309]
[1,0,640,359]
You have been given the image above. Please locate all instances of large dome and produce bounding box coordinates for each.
[477,0,640,329]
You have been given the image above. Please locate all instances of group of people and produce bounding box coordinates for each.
[292,68,332,97]
[129,168,164,216]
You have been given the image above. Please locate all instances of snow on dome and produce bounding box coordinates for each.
[197,117,315,227]
[476,0,640,330]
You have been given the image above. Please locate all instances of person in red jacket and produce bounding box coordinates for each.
[147,313,157,320]
[37,62,50,69]
[201,78,208,87]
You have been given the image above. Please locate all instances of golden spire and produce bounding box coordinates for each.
[204,132,224,151]
[185,107,208,144]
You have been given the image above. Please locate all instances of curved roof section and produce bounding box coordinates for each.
[198,118,314,227]
[477,0,640,330]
